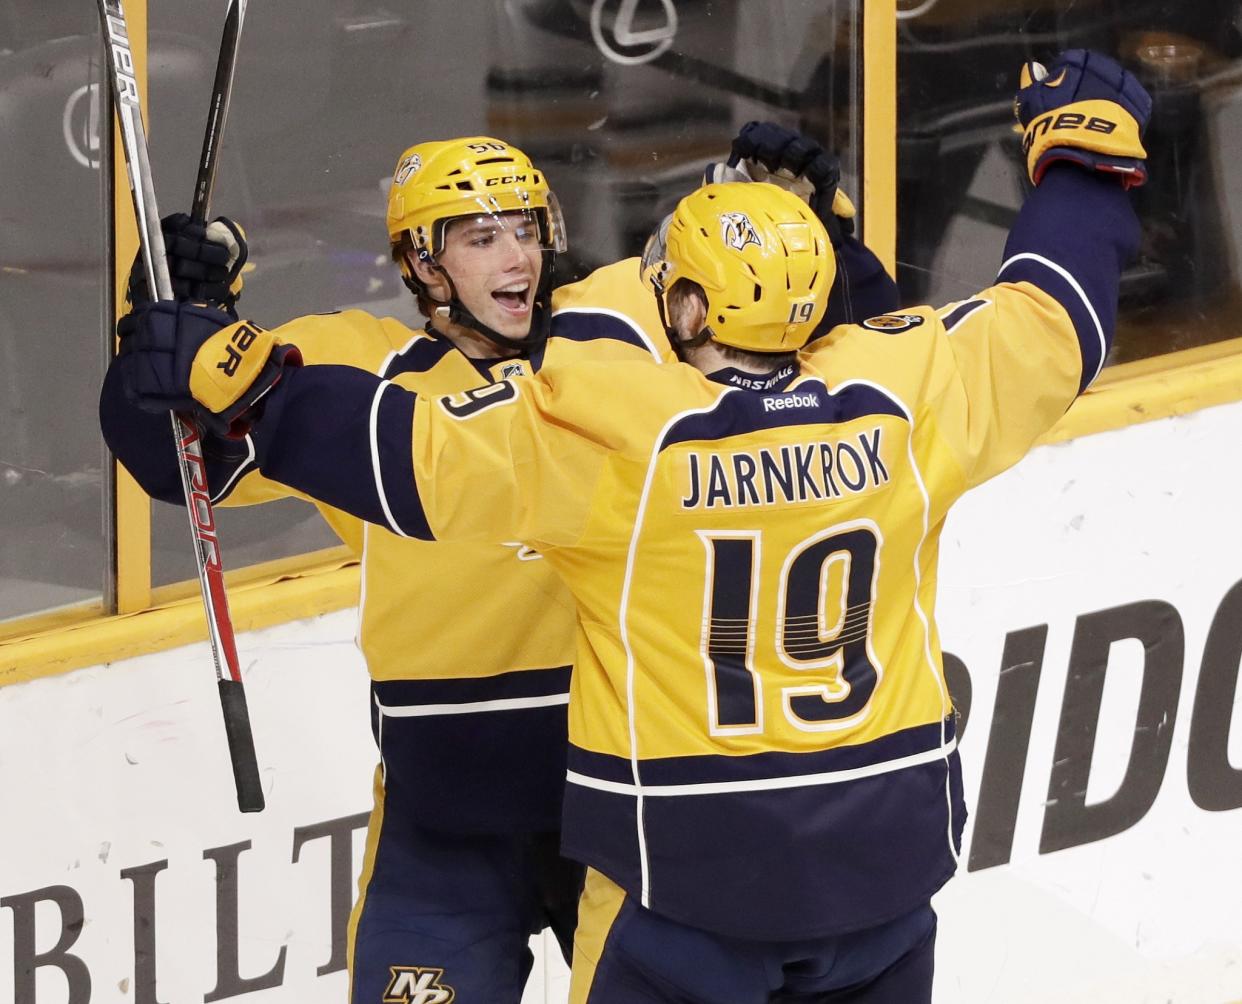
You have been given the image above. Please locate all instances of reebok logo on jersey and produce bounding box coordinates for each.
[761,392,819,413]
[681,428,890,510]
[383,966,455,1004]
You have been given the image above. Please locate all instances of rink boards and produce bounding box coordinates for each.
[3,398,1242,1004]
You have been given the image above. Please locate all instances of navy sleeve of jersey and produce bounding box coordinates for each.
[251,364,433,539]
[551,309,659,357]
[815,234,901,333]
[995,164,1140,391]
[99,358,255,505]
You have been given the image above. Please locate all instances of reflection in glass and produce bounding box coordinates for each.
[491,1,861,282]
[0,2,864,613]
[0,7,108,622]
[145,0,862,585]
[896,0,1242,364]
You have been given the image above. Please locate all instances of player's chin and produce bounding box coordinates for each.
[483,306,535,341]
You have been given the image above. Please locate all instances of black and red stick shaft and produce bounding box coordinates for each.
[192,0,247,222]
[96,0,263,813]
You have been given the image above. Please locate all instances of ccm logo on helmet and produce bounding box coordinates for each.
[216,323,265,377]
[862,314,925,333]
[1021,111,1119,154]
[485,174,529,186]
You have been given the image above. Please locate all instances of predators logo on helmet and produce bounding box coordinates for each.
[719,211,762,252]
[393,153,422,186]
[386,137,565,266]
[384,136,567,352]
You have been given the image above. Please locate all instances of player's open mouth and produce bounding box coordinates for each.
[492,283,531,315]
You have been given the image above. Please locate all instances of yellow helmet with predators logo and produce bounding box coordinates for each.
[386,136,566,273]
[641,182,834,353]
[385,136,567,352]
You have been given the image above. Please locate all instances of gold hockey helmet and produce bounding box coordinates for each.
[386,136,566,278]
[641,182,833,353]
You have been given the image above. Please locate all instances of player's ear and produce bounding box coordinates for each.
[410,253,447,297]
[670,283,708,341]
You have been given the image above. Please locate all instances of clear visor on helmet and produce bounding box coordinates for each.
[429,191,567,261]
[640,212,674,291]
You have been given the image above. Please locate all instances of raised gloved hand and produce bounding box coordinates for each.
[126,213,248,315]
[704,121,856,245]
[117,300,299,438]
[1015,49,1152,189]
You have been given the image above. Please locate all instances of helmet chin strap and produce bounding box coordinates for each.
[407,250,555,356]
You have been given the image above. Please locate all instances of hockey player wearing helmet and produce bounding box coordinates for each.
[119,50,1150,1001]
[102,125,900,1002]
[104,137,645,1004]
[386,138,567,356]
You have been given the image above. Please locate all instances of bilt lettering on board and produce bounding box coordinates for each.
[1,814,367,1003]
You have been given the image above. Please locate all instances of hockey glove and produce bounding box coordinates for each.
[126,213,248,316]
[704,121,856,246]
[117,300,300,438]
[1015,49,1152,189]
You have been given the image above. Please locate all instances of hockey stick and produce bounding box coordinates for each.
[97,0,264,813]
[191,0,247,221]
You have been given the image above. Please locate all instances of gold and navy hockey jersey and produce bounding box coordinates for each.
[100,233,901,835]
[101,259,665,832]
[239,167,1139,937]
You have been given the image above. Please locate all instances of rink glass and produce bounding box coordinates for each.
[895,0,1242,364]
[3,0,1241,630]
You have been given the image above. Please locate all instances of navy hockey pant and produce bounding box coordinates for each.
[571,869,936,1003]
[348,767,584,1003]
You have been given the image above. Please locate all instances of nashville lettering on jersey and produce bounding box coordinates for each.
[680,427,889,510]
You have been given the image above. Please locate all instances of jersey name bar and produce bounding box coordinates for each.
[680,427,890,510]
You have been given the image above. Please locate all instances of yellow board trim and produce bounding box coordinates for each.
[1042,338,1242,445]
[115,471,152,613]
[112,0,151,614]
[0,556,359,685]
[147,544,354,608]
[862,0,897,276]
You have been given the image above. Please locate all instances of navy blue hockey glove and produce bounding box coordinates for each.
[705,121,856,246]
[127,213,248,315]
[725,121,854,244]
[117,300,299,438]
[1015,49,1151,189]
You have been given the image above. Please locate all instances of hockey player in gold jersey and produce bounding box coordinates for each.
[103,127,900,1001]
[118,50,1150,1000]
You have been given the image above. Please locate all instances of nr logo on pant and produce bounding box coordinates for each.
[383,965,455,1004]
